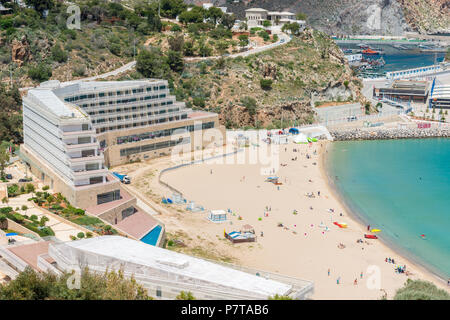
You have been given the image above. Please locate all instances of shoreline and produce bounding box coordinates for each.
[120,139,450,299]
[320,140,449,289]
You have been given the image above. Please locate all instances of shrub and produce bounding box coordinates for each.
[394,279,450,300]
[39,216,49,227]
[51,45,68,63]
[70,235,77,240]
[191,96,205,108]
[25,183,35,193]
[30,215,38,221]
[28,64,52,82]
[42,185,49,191]
[21,205,28,211]
[7,184,19,197]
[77,232,85,239]
[86,232,93,238]
[171,24,181,32]
[12,213,24,224]
[260,78,273,90]
[176,291,195,300]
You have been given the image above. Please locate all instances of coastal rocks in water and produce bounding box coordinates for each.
[330,127,450,141]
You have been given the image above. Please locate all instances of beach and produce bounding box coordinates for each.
[118,140,450,300]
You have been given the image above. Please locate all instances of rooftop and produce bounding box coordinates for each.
[7,241,51,272]
[27,89,87,119]
[59,236,293,297]
[115,211,159,239]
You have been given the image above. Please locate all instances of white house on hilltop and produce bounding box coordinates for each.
[245,8,305,29]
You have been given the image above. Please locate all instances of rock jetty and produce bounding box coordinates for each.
[330,127,450,141]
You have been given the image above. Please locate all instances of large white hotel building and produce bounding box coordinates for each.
[20,79,224,210]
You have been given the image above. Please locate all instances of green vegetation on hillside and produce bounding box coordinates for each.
[393,279,450,300]
[0,267,151,300]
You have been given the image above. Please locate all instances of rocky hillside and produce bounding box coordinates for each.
[121,28,366,129]
[195,0,449,35]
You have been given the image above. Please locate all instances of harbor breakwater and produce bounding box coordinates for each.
[330,127,450,141]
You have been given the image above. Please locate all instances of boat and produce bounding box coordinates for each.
[362,49,382,55]
[420,47,447,53]
[364,234,378,239]
[358,43,369,49]
[393,44,408,50]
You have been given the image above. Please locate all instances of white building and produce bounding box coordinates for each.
[45,236,314,299]
[23,82,108,188]
[245,8,305,29]
[20,80,223,209]
[345,54,362,63]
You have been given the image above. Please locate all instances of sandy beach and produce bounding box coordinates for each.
[117,140,449,300]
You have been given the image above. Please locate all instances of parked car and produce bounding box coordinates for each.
[18,178,32,182]
[347,116,357,122]
[5,174,12,180]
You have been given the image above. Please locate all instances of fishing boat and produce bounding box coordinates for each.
[362,48,382,55]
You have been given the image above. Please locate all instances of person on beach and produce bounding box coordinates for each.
[360,272,363,279]
[367,225,370,231]
[318,191,320,196]
[210,169,213,174]
[337,277,340,285]
[354,279,358,285]
[328,269,330,276]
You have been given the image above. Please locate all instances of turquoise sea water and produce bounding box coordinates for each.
[326,138,450,279]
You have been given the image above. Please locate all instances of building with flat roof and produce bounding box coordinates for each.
[19,80,223,240]
[373,80,430,103]
[245,8,305,29]
[46,236,314,299]
[20,80,224,209]
[429,84,450,109]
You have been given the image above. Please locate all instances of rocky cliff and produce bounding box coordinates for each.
[191,0,449,35]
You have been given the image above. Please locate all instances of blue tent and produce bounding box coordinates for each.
[289,128,299,134]
[6,233,18,236]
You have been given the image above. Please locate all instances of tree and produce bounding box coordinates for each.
[296,12,307,20]
[145,8,162,32]
[282,22,301,35]
[394,279,450,300]
[167,50,184,73]
[239,21,248,31]
[168,34,184,52]
[160,0,187,19]
[28,63,52,82]
[220,13,236,29]
[262,20,271,27]
[136,48,170,79]
[176,291,196,300]
[206,7,223,24]
[0,142,10,179]
[183,41,195,56]
[24,0,54,17]
[178,8,204,24]
[238,34,249,47]
[0,267,151,300]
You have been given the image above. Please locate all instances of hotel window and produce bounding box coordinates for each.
[117,91,123,96]
[99,92,105,97]
[97,190,121,205]
[108,92,114,97]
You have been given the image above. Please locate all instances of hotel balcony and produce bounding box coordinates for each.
[64,142,99,152]
[58,128,97,138]
[71,167,108,178]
